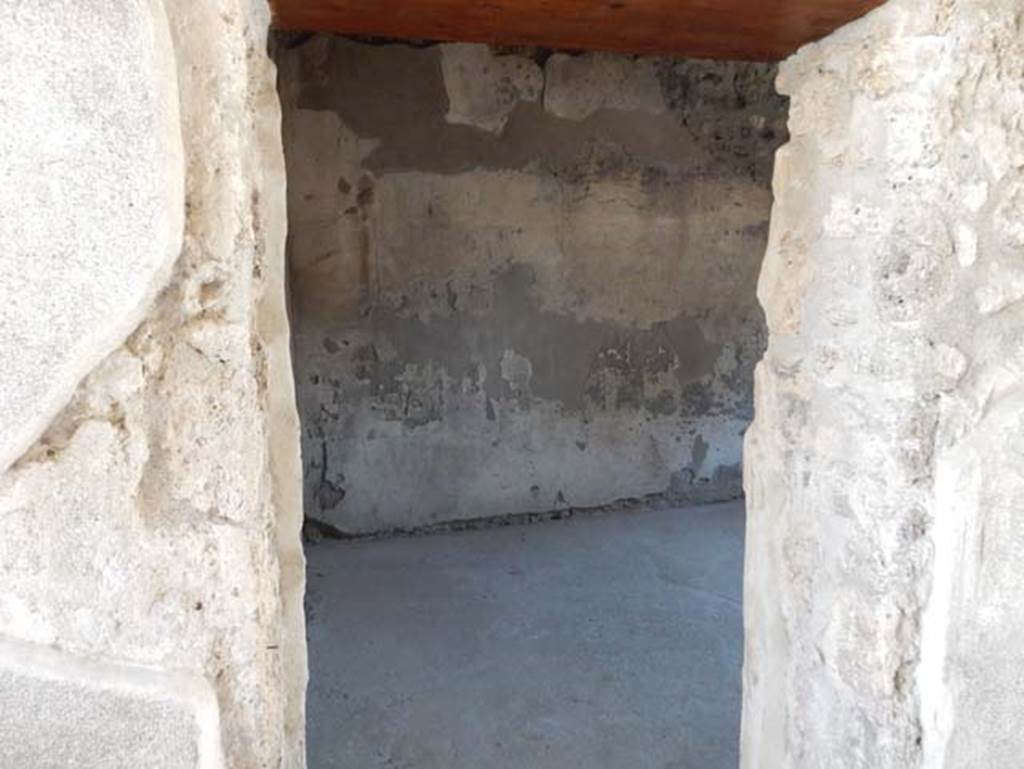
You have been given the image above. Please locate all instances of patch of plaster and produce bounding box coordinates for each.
[441,43,543,134]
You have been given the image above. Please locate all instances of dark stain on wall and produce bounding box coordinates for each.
[321,263,722,422]
[288,37,786,184]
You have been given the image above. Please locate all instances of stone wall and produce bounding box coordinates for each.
[0,1,304,767]
[5,0,1020,766]
[742,1,1024,767]
[274,36,787,533]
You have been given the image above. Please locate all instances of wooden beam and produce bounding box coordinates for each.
[269,0,886,61]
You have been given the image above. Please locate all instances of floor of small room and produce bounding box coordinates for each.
[304,499,744,769]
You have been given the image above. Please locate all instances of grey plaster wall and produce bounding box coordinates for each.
[274,36,787,533]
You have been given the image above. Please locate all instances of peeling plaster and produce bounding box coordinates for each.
[275,36,784,533]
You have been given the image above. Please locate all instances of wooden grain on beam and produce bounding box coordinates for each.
[269,0,886,61]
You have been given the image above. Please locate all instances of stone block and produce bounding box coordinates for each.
[0,638,222,769]
[0,0,183,472]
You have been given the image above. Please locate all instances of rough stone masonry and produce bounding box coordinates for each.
[742,0,1024,767]
[0,1,304,768]
[274,36,788,533]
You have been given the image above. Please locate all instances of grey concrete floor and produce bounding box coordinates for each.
[305,499,744,769]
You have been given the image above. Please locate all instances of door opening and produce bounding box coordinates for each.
[272,33,787,768]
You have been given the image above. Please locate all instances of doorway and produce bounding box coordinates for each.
[272,34,787,767]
